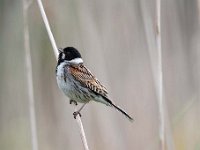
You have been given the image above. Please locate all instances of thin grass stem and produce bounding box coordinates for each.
[156,0,165,149]
[35,0,89,149]
[22,0,39,150]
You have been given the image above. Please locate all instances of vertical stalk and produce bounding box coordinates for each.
[156,0,165,149]
[22,1,39,150]
[35,0,89,149]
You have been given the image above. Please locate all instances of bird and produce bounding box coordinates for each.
[56,47,133,122]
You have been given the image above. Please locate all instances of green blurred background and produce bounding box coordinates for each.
[0,0,200,150]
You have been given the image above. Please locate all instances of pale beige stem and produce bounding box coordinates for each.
[22,0,39,150]
[156,0,165,149]
[35,0,89,149]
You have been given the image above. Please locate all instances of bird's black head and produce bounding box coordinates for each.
[57,47,83,65]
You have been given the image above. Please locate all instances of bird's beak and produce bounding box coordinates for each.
[58,48,63,53]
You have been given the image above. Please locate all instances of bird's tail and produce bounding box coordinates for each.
[103,96,134,122]
[111,102,134,122]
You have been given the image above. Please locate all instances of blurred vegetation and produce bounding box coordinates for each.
[0,0,200,150]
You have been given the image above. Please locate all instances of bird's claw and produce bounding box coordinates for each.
[70,100,78,105]
[73,111,81,119]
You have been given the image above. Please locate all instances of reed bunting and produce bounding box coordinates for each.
[56,47,133,121]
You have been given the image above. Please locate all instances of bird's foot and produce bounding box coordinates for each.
[73,111,81,119]
[70,100,78,105]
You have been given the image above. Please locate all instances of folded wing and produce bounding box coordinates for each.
[69,64,108,97]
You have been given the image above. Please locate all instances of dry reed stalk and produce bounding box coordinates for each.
[35,0,89,149]
[22,0,39,150]
[156,0,165,149]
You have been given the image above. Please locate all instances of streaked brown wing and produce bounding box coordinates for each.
[69,64,108,97]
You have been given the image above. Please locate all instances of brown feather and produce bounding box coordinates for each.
[69,64,108,97]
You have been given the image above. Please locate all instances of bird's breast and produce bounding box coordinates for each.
[56,62,70,93]
[56,62,67,77]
